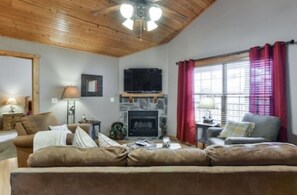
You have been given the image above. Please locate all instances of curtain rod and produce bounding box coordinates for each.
[176,39,296,65]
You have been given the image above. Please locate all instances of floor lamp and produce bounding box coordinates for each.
[62,86,80,124]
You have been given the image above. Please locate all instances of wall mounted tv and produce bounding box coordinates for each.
[124,68,162,93]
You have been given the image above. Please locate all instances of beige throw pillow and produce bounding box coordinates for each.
[72,126,97,148]
[218,120,255,138]
[98,133,121,147]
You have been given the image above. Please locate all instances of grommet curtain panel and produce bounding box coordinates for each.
[249,42,287,141]
[177,60,196,145]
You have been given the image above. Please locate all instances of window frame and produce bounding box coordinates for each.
[194,52,249,124]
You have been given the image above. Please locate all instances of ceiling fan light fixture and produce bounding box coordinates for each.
[149,5,162,21]
[120,3,134,19]
[147,20,158,31]
[122,18,134,30]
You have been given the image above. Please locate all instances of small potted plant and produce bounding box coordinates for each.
[109,122,127,140]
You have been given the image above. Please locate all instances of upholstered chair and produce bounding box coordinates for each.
[207,112,281,146]
[13,112,91,167]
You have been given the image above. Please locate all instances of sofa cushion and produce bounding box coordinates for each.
[205,142,297,166]
[242,112,280,141]
[72,126,97,148]
[207,137,225,146]
[218,120,255,138]
[21,112,59,135]
[127,148,209,166]
[27,146,128,167]
[224,137,269,145]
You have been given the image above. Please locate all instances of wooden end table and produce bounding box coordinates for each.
[196,122,220,149]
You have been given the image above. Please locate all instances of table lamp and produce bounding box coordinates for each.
[7,97,17,113]
[62,86,80,124]
[198,97,216,123]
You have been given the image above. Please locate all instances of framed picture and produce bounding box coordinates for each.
[81,74,103,97]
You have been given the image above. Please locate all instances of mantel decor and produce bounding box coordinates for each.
[81,74,103,97]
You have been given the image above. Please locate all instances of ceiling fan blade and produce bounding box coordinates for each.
[91,5,121,16]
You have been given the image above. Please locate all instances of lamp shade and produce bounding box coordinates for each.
[62,86,80,100]
[7,97,17,105]
[198,97,216,109]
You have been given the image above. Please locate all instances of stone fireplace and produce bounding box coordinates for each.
[119,95,167,137]
[128,111,158,137]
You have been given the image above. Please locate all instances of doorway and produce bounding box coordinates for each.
[0,50,39,115]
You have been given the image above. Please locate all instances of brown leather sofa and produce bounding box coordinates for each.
[10,142,297,195]
[13,112,91,167]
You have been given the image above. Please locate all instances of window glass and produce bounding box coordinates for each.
[194,60,250,124]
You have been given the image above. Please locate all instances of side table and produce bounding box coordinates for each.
[196,122,220,149]
[79,120,101,139]
[2,112,24,130]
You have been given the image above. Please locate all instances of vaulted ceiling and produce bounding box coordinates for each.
[0,0,215,57]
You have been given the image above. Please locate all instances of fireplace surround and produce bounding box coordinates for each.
[119,95,167,138]
[128,110,158,137]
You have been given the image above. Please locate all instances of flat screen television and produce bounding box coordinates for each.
[124,68,162,93]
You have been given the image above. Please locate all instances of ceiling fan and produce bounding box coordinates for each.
[91,0,161,16]
[91,0,163,40]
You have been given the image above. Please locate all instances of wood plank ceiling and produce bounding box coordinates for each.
[0,0,215,57]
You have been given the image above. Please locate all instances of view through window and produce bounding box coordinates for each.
[194,59,250,125]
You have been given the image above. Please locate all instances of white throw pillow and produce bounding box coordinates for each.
[72,126,98,148]
[98,133,121,147]
[49,124,72,134]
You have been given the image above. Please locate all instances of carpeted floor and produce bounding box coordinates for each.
[0,140,17,161]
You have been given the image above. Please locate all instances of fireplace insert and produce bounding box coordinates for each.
[128,111,158,137]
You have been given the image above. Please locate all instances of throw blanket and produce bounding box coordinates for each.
[33,131,69,152]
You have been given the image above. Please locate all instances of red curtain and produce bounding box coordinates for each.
[249,42,287,141]
[177,60,196,144]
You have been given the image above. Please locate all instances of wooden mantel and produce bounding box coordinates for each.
[121,93,165,102]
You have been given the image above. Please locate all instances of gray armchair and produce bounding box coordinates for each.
[207,112,281,146]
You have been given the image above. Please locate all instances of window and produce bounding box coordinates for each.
[194,59,250,124]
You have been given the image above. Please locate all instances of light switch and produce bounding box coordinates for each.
[51,98,58,104]
[110,97,115,102]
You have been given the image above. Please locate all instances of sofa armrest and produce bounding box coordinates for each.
[207,127,223,138]
[67,124,91,133]
[15,122,28,135]
[224,137,270,145]
[13,135,34,148]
